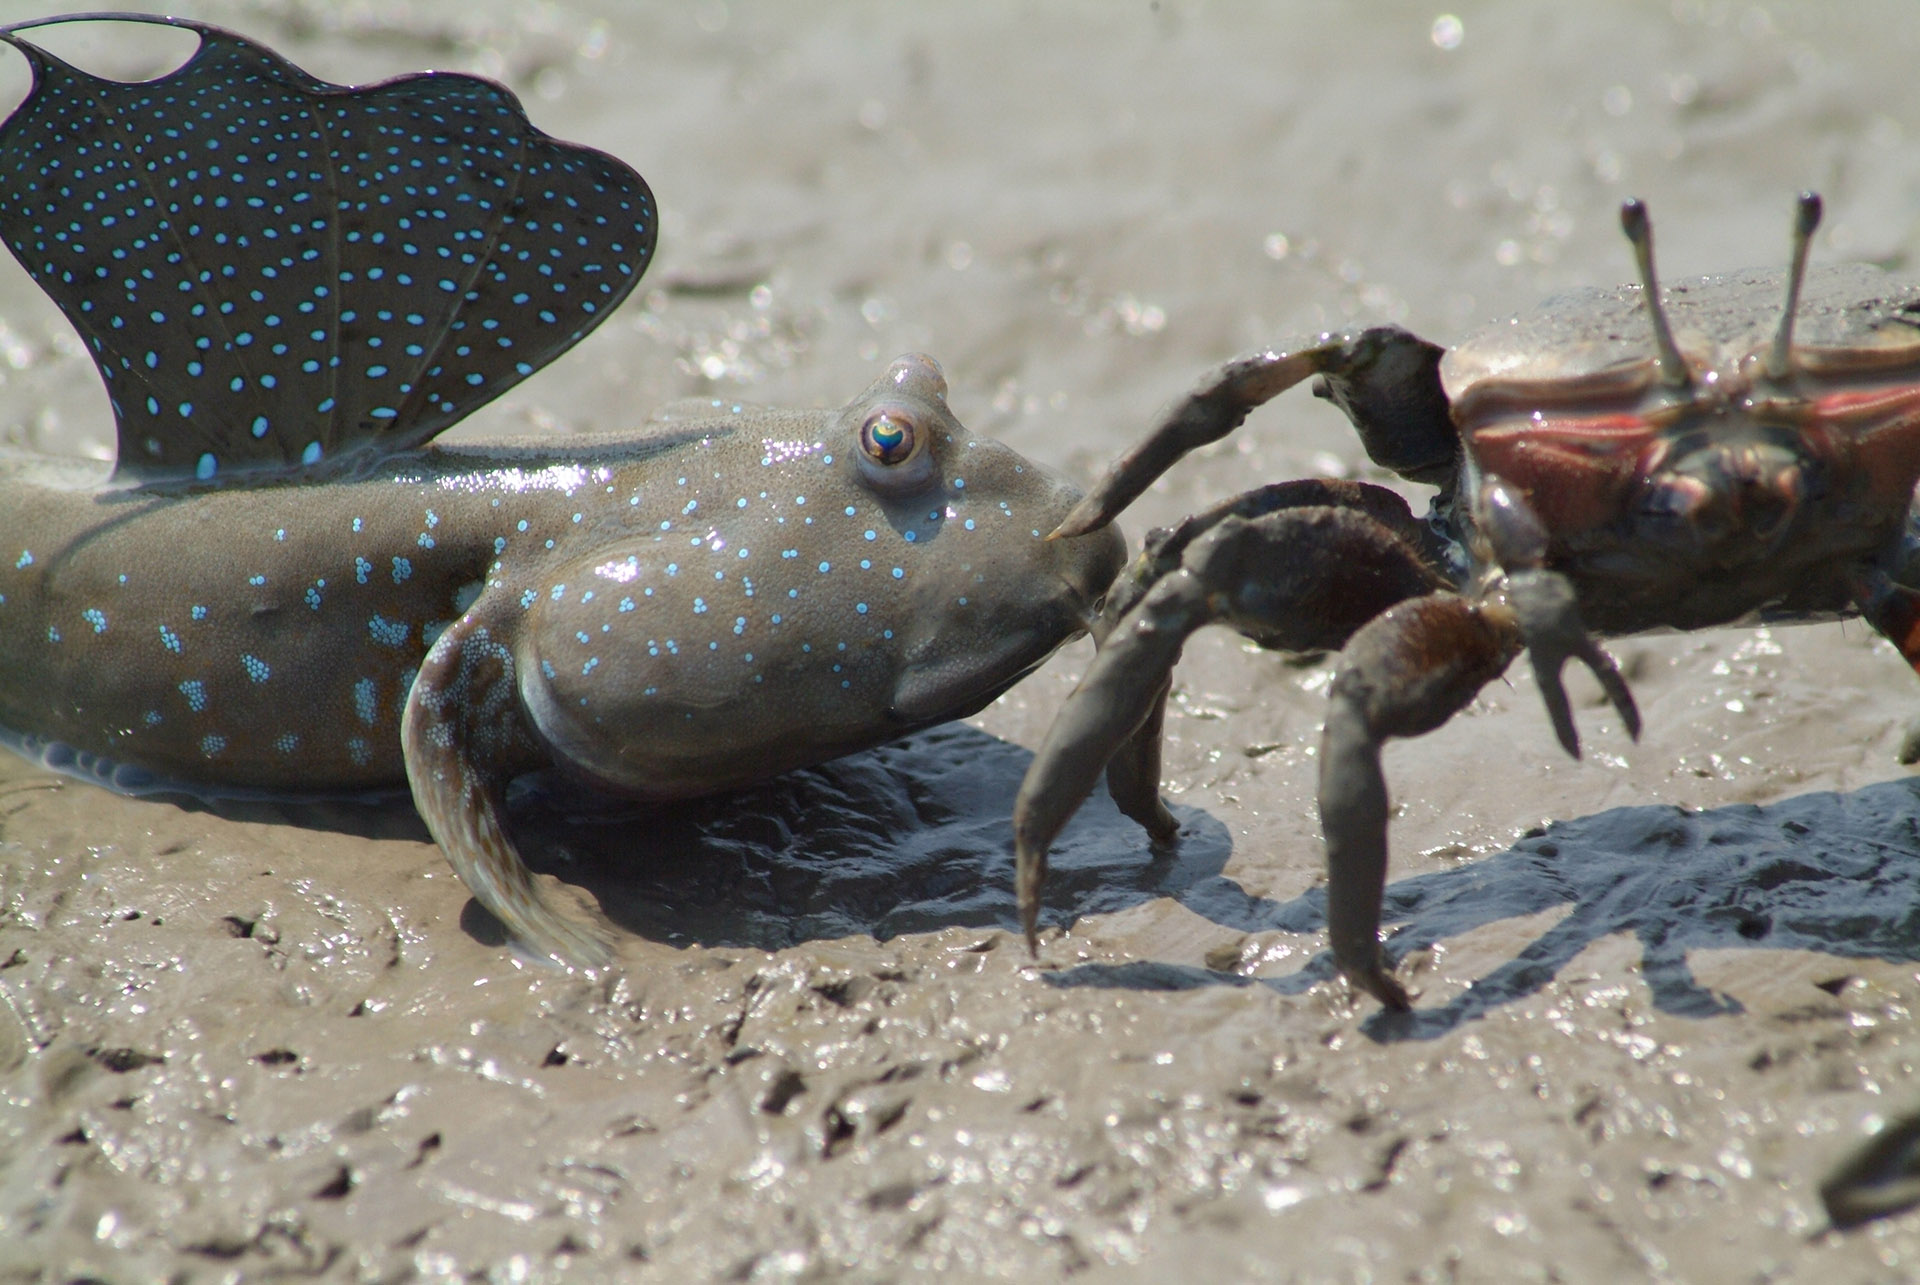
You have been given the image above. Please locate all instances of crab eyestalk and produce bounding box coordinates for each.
[1763,191,1824,381]
[1620,198,1692,391]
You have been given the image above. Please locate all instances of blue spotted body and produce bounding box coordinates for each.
[0,16,1124,965]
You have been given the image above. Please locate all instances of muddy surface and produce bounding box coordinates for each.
[6,1,1920,1279]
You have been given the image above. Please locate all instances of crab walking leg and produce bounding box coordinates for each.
[1077,557,1179,842]
[1848,566,1920,763]
[1099,675,1177,839]
[1015,574,1207,947]
[402,610,612,969]
[1052,329,1451,539]
[1087,478,1447,851]
[1819,1109,1920,1229]
[1146,478,1456,587]
[1853,566,1920,673]
[1015,504,1449,949]
[1320,595,1523,1009]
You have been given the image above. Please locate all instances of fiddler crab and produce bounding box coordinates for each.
[1014,193,1920,1010]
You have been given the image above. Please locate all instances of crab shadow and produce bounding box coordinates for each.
[498,721,1236,952]
[1046,776,1920,1042]
[447,718,1920,1043]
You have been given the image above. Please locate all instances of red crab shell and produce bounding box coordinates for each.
[1440,262,1920,629]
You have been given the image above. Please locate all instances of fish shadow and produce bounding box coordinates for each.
[505,720,1234,952]
[118,784,429,845]
[1047,777,1920,1042]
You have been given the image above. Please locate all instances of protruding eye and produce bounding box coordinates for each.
[855,405,937,496]
[861,410,917,466]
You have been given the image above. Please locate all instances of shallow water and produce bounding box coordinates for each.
[7,1,1920,1279]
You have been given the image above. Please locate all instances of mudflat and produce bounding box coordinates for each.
[5,2,1920,1278]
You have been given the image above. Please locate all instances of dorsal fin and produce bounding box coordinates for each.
[0,14,656,484]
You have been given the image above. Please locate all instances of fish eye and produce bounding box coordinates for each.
[855,405,937,495]
[860,410,918,466]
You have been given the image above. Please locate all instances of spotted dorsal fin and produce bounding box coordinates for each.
[0,14,656,484]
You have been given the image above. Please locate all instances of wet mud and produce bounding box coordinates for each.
[7,1,1920,1279]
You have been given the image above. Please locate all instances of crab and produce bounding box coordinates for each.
[1012,193,1920,1010]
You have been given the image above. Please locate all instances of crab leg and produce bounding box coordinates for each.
[1013,572,1203,940]
[1319,595,1522,1008]
[1096,673,1178,841]
[1141,477,1455,586]
[1083,477,1445,846]
[1847,566,1920,764]
[1014,499,1448,951]
[1052,328,1452,540]
[1852,565,1920,673]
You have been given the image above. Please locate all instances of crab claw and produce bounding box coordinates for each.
[1050,348,1330,540]
[1507,569,1642,758]
[1050,329,1453,540]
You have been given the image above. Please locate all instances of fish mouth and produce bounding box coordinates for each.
[890,580,1092,727]
[887,524,1127,727]
[890,627,1055,726]
[1054,513,1129,630]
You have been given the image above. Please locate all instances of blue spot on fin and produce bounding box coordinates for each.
[0,14,657,485]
